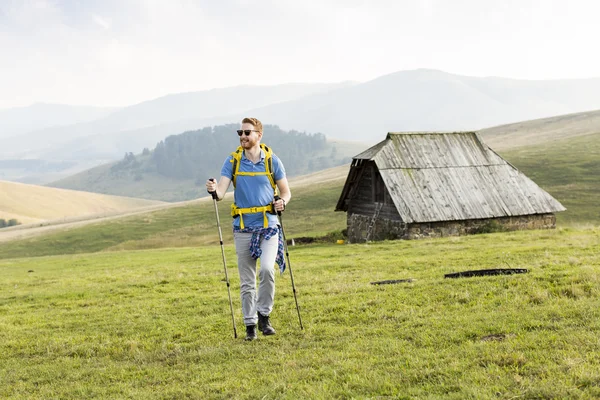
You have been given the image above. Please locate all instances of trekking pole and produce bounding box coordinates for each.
[208,178,237,338]
[274,196,304,330]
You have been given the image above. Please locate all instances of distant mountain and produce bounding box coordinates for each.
[0,83,354,159]
[0,103,117,139]
[243,69,600,143]
[32,69,600,163]
[5,69,600,185]
[0,159,77,184]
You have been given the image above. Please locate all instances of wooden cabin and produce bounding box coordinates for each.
[335,132,565,242]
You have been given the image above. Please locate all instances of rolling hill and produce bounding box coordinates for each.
[0,164,349,247]
[0,123,598,258]
[30,70,600,161]
[48,107,600,203]
[0,83,353,160]
[479,108,600,150]
[500,133,600,225]
[0,83,353,184]
[479,110,600,227]
[1,107,599,254]
[4,69,600,187]
[239,69,600,143]
[0,103,117,139]
[47,124,367,202]
[0,180,165,225]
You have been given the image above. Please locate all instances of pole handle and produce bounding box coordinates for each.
[274,195,282,216]
[208,178,218,200]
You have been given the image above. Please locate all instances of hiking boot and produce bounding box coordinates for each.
[258,312,276,335]
[245,325,257,341]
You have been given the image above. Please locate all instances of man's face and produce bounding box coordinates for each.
[239,122,262,149]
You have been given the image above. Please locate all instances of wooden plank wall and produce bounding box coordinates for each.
[347,162,401,221]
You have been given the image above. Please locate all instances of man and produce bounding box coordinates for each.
[206,117,291,341]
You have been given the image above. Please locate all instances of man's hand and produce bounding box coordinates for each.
[206,178,217,198]
[274,197,286,212]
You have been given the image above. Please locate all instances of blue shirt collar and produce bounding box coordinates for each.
[241,149,265,161]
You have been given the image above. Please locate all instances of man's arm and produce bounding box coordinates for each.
[206,176,232,200]
[274,177,291,212]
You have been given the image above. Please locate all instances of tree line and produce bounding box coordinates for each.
[111,123,350,183]
[0,218,20,228]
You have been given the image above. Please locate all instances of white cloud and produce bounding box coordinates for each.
[92,14,111,30]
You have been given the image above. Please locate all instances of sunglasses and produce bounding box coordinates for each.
[237,129,260,136]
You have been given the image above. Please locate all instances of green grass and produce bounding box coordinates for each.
[0,182,347,260]
[1,132,599,398]
[1,228,599,398]
[501,132,600,225]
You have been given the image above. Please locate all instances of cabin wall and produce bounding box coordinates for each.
[346,213,556,242]
[346,214,407,242]
[347,162,401,221]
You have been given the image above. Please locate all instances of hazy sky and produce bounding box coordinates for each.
[1,0,599,108]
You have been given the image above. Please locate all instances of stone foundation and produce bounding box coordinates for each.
[346,213,556,243]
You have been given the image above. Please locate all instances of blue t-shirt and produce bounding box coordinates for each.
[221,148,286,228]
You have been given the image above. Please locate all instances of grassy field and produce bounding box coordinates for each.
[500,132,600,226]
[1,130,600,398]
[480,109,600,152]
[0,179,163,225]
[0,178,348,260]
[1,227,599,399]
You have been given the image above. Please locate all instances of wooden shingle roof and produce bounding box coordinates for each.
[336,132,565,223]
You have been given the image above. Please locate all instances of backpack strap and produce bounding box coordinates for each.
[262,144,277,191]
[229,147,243,187]
[230,144,277,192]
[230,203,275,229]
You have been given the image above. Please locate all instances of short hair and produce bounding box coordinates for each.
[242,117,263,133]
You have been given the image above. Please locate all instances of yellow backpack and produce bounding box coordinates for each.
[229,143,278,228]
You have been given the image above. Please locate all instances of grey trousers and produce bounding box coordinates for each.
[233,231,278,326]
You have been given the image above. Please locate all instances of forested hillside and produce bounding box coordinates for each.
[50,124,360,201]
[147,124,342,179]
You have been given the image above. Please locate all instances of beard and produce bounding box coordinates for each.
[240,135,259,149]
